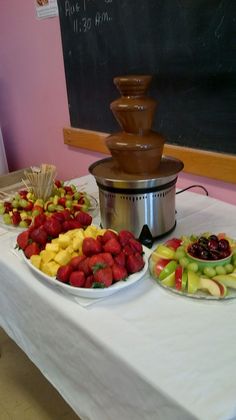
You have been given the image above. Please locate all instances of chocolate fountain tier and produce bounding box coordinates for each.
[106,74,165,175]
[89,156,183,188]
[106,131,165,175]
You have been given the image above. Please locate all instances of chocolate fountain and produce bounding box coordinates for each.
[89,75,184,247]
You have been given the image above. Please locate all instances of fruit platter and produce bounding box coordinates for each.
[15,218,148,298]
[149,233,236,300]
[0,179,98,230]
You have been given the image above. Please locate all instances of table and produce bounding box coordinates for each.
[0,174,236,420]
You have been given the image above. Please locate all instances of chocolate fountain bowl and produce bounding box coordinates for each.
[89,156,184,247]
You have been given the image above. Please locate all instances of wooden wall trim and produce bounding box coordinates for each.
[63,127,236,184]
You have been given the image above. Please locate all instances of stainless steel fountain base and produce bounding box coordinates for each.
[89,156,184,246]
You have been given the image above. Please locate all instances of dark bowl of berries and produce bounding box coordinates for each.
[186,234,232,270]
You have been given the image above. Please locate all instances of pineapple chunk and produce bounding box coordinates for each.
[40,249,56,264]
[58,234,71,249]
[66,245,75,255]
[84,225,99,238]
[72,235,83,251]
[54,249,71,265]
[41,261,60,277]
[45,243,60,252]
[30,254,41,269]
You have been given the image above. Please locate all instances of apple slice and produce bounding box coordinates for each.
[181,271,188,291]
[159,260,178,280]
[161,271,175,287]
[187,271,200,294]
[153,244,176,260]
[175,265,183,290]
[165,238,182,250]
[199,277,227,297]
[212,274,236,289]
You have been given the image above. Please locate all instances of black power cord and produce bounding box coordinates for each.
[176,184,209,196]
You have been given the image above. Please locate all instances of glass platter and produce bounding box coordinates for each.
[154,277,236,301]
[20,247,149,299]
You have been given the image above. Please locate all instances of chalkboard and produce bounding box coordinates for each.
[57,0,236,154]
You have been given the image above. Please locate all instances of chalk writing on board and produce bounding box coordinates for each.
[64,0,113,33]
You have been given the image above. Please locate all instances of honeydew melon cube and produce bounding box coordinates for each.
[30,255,42,269]
[54,249,71,265]
[40,250,56,264]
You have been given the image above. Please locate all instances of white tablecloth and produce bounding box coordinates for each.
[0,175,236,420]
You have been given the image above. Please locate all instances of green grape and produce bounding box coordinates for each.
[187,262,199,272]
[12,199,20,208]
[175,249,186,260]
[203,266,216,278]
[224,264,234,274]
[215,265,226,275]
[179,257,189,268]
[3,214,12,225]
[0,206,5,215]
[47,204,56,212]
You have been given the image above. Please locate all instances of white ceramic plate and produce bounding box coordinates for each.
[21,247,149,299]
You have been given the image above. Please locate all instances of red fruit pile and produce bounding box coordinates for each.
[56,229,145,289]
[16,210,92,258]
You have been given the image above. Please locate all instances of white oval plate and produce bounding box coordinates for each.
[21,247,149,299]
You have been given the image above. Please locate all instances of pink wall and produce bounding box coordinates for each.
[0,1,235,204]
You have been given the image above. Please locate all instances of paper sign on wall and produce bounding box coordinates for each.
[35,0,58,19]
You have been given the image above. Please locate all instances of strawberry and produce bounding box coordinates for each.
[88,254,107,272]
[75,211,92,226]
[70,255,86,270]
[82,237,102,256]
[128,238,143,254]
[94,266,113,287]
[11,211,21,226]
[123,244,134,256]
[19,190,28,198]
[118,230,135,247]
[29,226,48,246]
[103,238,121,255]
[64,186,73,195]
[112,263,128,282]
[57,264,73,283]
[100,252,114,267]
[114,251,126,267]
[101,230,118,244]
[58,197,67,207]
[54,179,62,188]
[33,213,47,228]
[84,274,95,288]
[62,219,82,232]
[43,218,62,237]
[24,242,41,259]
[77,257,92,276]
[126,253,145,274]
[16,230,30,250]
[24,201,34,211]
[69,271,86,287]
